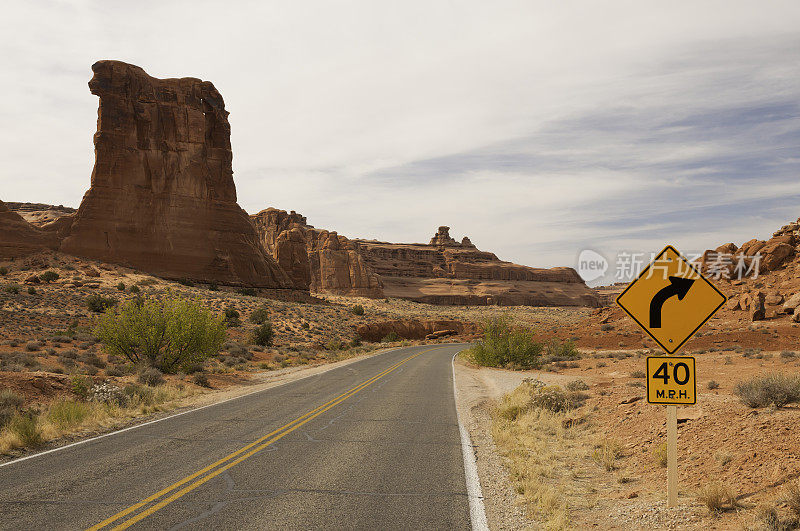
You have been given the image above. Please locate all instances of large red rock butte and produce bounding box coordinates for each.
[253,212,599,306]
[58,61,294,289]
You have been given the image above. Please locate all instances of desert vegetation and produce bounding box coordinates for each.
[492,378,597,528]
[94,298,226,374]
[468,315,578,369]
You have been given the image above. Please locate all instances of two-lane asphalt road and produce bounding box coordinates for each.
[0,344,481,530]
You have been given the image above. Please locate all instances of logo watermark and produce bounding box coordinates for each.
[577,249,761,283]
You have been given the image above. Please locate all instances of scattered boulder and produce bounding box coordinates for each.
[750,292,766,321]
[783,293,800,314]
[759,241,795,271]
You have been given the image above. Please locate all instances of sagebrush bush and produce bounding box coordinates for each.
[0,266,7,275]
[0,389,24,428]
[249,307,270,325]
[252,322,275,347]
[733,372,800,408]
[193,373,211,388]
[351,305,365,316]
[381,331,400,343]
[86,294,116,313]
[224,308,241,327]
[469,315,543,369]
[39,270,59,283]
[137,368,164,386]
[95,298,226,373]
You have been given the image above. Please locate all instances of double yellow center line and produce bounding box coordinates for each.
[88,348,431,530]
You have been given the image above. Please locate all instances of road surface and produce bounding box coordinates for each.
[0,344,479,530]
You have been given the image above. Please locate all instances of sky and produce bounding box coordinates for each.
[1,1,798,285]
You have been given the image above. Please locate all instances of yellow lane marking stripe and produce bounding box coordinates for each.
[88,348,431,530]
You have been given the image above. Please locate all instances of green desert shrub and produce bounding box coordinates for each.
[381,331,400,343]
[733,372,800,408]
[0,266,7,276]
[248,307,270,325]
[129,285,140,294]
[224,308,241,327]
[252,322,275,347]
[351,304,365,316]
[86,294,116,313]
[116,282,126,291]
[4,283,19,294]
[94,298,226,374]
[39,270,59,283]
[468,315,543,369]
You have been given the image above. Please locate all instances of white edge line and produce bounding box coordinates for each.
[452,349,489,531]
[0,346,405,469]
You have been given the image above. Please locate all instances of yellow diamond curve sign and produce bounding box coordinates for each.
[616,245,727,354]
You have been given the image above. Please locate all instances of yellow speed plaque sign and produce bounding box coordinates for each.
[646,356,696,405]
[616,245,726,354]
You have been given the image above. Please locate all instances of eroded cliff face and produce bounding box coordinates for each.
[59,61,294,289]
[353,235,597,306]
[252,212,598,306]
[251,208,383,296]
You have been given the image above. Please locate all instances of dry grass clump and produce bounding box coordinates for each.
[734,372,800,408]
[0,382,198,455]
[592,438,623,471]
[652,442,668,468]
[697,481,737,514]
[492,379,596,529]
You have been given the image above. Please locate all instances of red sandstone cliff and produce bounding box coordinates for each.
[58,61,294,289]
[252,214,599,306]
[251,208,383,296]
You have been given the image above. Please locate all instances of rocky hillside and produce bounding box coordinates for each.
[699,217,800,321]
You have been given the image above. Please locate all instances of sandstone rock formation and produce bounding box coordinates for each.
[59,61,294,289]
[252,208,598,306]
[0,200,58,258]
[701,219,798,277]
[353,237,597,306]
[251,208,383,296]
[4,203,76,227]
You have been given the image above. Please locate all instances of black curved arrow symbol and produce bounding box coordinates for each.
[649,276,695,328]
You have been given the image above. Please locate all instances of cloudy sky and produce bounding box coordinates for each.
[1,1,798,284]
